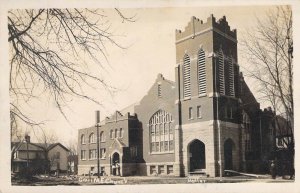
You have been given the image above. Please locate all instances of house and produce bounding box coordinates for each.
[77,14,290,177]
[11,135,70,174]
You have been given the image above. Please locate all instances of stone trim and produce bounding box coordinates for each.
[175,27,237,45]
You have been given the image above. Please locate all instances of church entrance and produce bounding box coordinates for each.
[189,139,206,172]
[112,152,120,176]
[224,138,234,170]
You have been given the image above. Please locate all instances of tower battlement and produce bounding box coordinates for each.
[175,14,237,41]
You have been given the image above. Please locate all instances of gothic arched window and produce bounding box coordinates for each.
[149,110,174,153]
[242,111,251,152]
[183,54,191,98]
[198,49,206,95]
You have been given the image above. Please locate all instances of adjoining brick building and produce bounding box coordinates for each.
[78,15,276,177]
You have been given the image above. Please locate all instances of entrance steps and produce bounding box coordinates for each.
[189,169,208,177]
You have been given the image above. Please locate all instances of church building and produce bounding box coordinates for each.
[77,14,275,177]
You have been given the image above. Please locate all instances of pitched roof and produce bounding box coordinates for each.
[11,142,45,151]
[11,142,69,152]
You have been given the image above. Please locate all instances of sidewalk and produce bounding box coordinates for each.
[12,174,294,185]
[78,175,294,185]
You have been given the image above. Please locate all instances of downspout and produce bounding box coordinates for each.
[214,55,223,178]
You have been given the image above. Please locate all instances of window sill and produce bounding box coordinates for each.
[149,151,174,155]
[198,94,207,98]
[183,97,191,101]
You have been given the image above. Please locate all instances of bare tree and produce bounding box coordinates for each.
[8,9,135,135]
[67,138,78,155]
[241,6,293,175]
[37,128,58,174]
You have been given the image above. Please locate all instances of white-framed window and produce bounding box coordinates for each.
[89,149,97,160]
[149,110,174,153]
[158,165,164,174]
[100,131,105,142]
[150,166,156,175]
[81,150,86,160]
[81,134,85,144]
[188,107,193,120]
[183,54,191,98]
[89,133,95,143]
[100,148,106,159]
[197,105,202,118]
[167,165,173,174]
[198,49,207,95]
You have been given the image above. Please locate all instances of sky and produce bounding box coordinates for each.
[2,5,292,146]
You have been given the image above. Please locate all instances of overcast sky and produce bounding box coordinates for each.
[3,5,292,145]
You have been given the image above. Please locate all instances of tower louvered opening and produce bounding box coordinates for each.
[198,50,207,95]
[218,50,225,95]
[183,55,191,98]
[228,57,235,97]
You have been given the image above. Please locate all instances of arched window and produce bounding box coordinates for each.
[89,133,95,143]
[228,56,235,97]
[81,134,85,144]
[149,110,174,153]
[218,50,225,95]
[110,130,113,139]
[198,49,206,95]
[119,128,123,138]
[183,54,191,98]
[100,131,105,142]
[242,111,251,152]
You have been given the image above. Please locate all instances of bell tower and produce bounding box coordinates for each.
[174,14,241,177]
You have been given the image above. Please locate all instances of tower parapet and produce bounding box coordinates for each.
[175,14,237,43]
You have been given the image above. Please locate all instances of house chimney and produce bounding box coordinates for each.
[25,135,30,143]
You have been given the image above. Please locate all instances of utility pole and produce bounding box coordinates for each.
[96,110,101,178]
[177,64,183,176]
[25,134,30,177]
[259,113,263,159]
